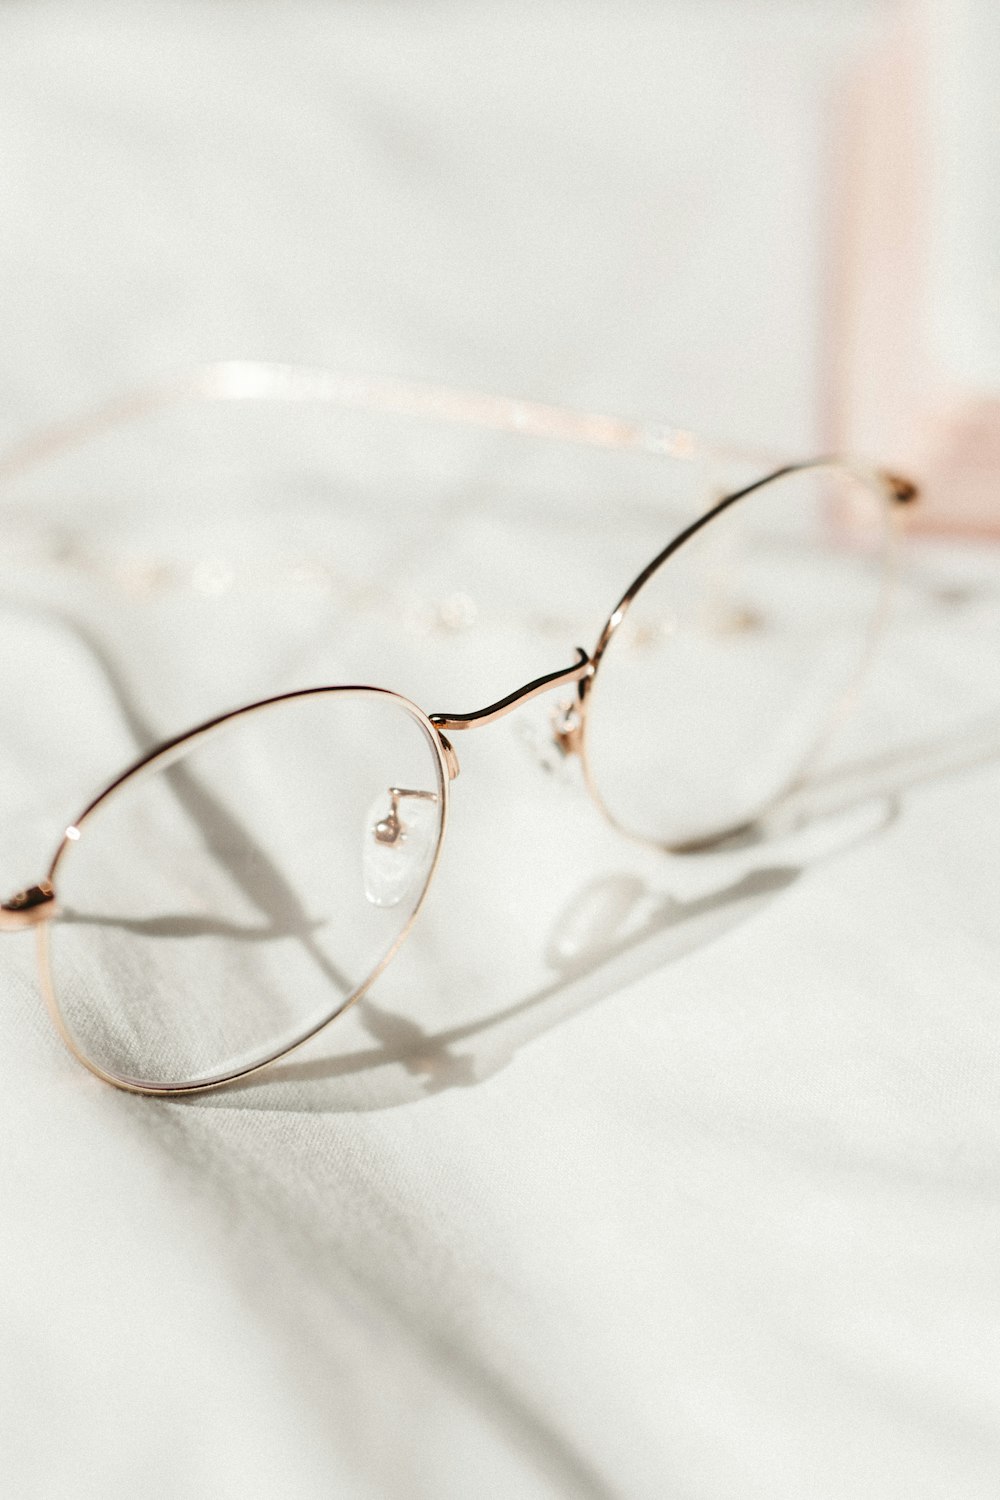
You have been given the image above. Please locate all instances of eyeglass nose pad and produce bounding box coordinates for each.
[551,699,583,757]
[512,699,582,781]
[363,787,439,908]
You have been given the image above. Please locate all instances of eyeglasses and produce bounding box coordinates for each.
[0,362,917,1095]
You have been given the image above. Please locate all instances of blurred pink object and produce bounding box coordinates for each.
[832,0,1000,533]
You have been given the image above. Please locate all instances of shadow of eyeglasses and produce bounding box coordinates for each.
[189,698,1000,1115]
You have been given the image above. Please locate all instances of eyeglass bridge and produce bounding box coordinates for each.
[430,648,592,736]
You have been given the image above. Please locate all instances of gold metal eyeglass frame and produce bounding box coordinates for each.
[0,362,918,1095]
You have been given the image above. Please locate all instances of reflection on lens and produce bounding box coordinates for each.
[583,465,893,850]
[41,689,446,1090]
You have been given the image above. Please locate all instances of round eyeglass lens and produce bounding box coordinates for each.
[40,689,446,1090]
[583,464,894,850]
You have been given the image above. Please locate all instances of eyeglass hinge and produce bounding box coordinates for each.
[879,469,919,505]
[0,881,56,932]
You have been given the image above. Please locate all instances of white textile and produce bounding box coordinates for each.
[1,6,999,1499]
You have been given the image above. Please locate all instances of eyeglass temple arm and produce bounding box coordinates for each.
[0,360,815,485]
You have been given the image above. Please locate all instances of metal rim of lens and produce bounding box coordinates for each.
[36,684,451,1096]
[577,460,901,853]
